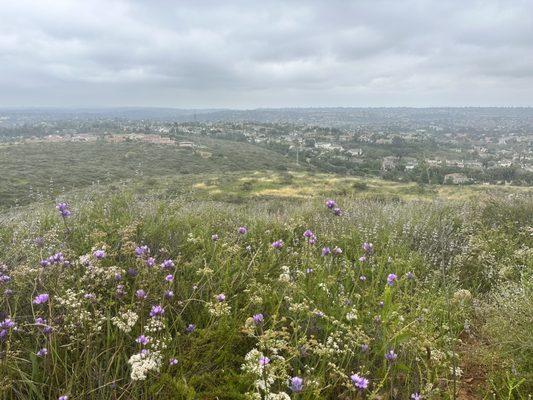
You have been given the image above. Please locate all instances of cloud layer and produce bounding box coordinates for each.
[1,0,532,107]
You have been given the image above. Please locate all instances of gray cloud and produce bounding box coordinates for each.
[0,0,532,107]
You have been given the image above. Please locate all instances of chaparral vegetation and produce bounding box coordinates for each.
[0,182,531,399]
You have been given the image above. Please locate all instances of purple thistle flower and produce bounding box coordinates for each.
[325,199,336,209]
[84,293,96,300]
[321,247,331,256]
[149,305,164,318]
[360,275,367,282]
[161,259,174,270]
[238,226,248,235]
[136,335,149,345]
[114,273,122,281]
[93,249,105,260]
[40,259,50,267]
[186,323,196,333]
[387,273,397,286]
[33,293,49,305]
[58,396,69,400]
[333,207,342,216]
[169,358,178,366]
[0,275,10,283]
[252,313,264,324]
[165,290,174,299]
[271,239,284,249]
[308,235,317,245]
[385,349,398,361]
[350,373,369,390]
[289,376,304,393]
[165,274,174,282]
[411,393,422,400]
[135,289,147,300]
[359,256,367,263]
[36,348,48,357]
[259,356,270,366]
[216,293,226,302]
[145,257,156,267]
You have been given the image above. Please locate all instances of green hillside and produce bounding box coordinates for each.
[0,138,298,208]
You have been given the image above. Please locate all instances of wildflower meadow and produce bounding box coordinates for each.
[0,187,531,399]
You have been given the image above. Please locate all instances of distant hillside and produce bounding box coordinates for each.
[0,137,300,208]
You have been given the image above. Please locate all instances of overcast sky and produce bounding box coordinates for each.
[0,0,532,108]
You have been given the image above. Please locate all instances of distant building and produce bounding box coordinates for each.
[179,141,194,148]
[444,173,470,185]
[347,148,363,156]
[382,156,399,171]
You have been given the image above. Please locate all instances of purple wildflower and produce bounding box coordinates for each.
[333,246,343,255]
[34,236,45,247]
[211,234,219,242]
[238,226,248,235]
[350,373,369,390]
[36,348,48,357]
[93,249,105,260]
[303,229,314,238]
[252,313,264,324]
[362,242,373,253]
[321,247,331,256]
[359,256,367,263]
[165,290,174,299]
[56,202,71,218]
[135,245,150,257]
[135,289,147,300]
[161,259,174,270]
[259,356,270,366]
[325,199,336,209]
[406,271,415,280]
[333,207,342,216]
[385,349,398,361]
[360,275,367,282]
[33,293,49,305]
[136,335,149,345]
[289,376,304,393]
[308,235,317,245]
[127,268,138,277]
[387,273,397,286]
[165,274,174,282]
[216,293,226,302]
[0,275,10,283]
[411,393,422,400]
[271,239,284,249]
[361,344,369,352]
[169,358,178,366]
[145,257,156,267]
[58,396,69,400]
[149,305,164,318]
[186,324,196,333]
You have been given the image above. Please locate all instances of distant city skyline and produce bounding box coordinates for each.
[1,0,532,108]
